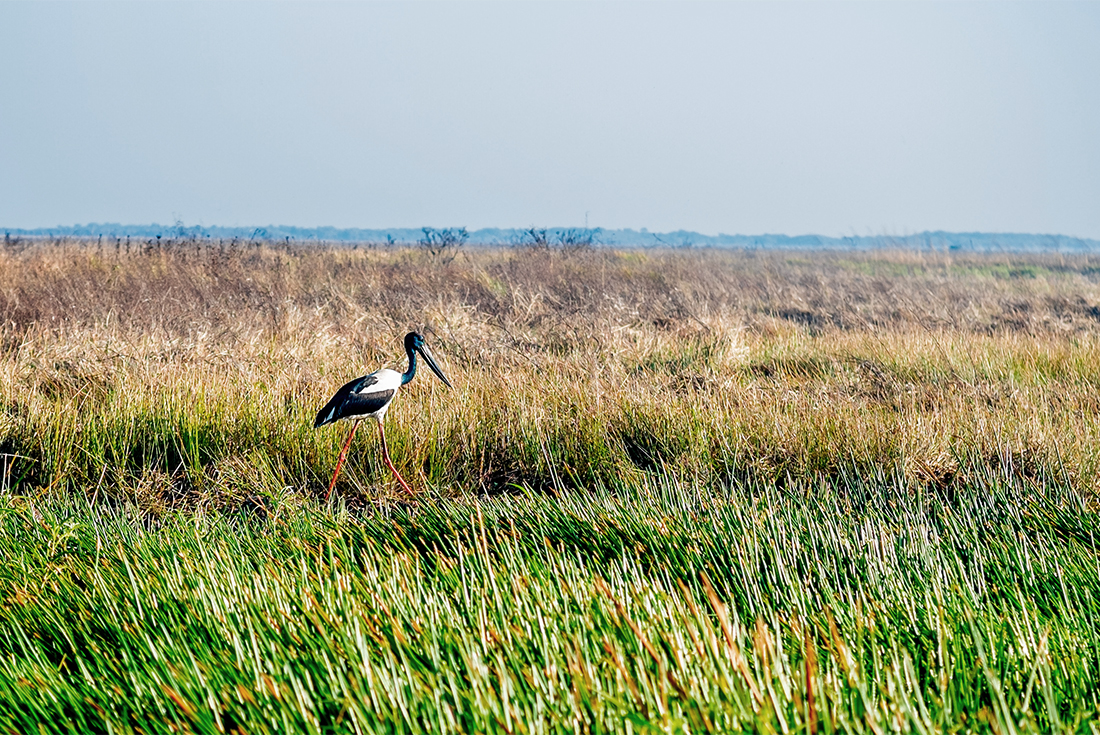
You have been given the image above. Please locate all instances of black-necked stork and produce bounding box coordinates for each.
[315,331,452,500]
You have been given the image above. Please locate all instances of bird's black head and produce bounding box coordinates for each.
[403,331,452,388]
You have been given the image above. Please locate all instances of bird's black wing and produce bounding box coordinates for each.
[337,389,394,420]
[314,375,392,427]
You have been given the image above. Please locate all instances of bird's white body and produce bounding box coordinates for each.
[370,369,403,390]
[356,368,402,421]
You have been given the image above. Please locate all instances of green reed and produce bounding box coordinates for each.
[0,466,1097,733]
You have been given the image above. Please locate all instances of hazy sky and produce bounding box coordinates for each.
[2,1,1099,237]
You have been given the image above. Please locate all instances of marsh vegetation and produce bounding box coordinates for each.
[1,240,1098,732]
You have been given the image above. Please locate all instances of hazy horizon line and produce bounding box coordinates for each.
[6,222,1100,240]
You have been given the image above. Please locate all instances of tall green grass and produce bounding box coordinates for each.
[1,466,1097,733]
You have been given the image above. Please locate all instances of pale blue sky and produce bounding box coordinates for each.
[2,1,1098,237]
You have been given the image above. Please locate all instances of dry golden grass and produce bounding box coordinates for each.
[3,238,1100,508]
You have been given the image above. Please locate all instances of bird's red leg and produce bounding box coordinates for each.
[378,420,413,496]
[324,420,360,502]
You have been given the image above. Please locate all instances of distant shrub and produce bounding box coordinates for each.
[514,227,601,252]
[514,227,551,250]
[418,227,468,263]
[555,227,600,252]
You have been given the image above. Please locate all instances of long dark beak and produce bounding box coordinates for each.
[418,344,453,388]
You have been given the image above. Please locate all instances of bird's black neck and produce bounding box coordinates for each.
[401,346,417,385]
